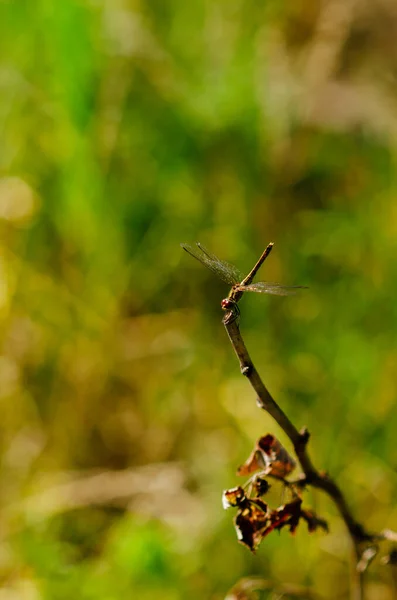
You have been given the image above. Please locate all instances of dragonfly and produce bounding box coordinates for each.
[181,242,307,323]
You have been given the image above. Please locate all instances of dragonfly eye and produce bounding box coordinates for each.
[221,298,233,309]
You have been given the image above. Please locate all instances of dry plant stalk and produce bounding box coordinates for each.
[182,241,396,600]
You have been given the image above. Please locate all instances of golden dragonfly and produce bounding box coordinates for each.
[181,242,306,323]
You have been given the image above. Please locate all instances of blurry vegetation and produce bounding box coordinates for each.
[0,0,397,598]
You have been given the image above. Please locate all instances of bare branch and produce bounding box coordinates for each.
[182,241,393,600]
[223,315,389,600]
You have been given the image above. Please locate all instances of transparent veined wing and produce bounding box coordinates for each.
[236,282,308,296]
[180,242,243,286]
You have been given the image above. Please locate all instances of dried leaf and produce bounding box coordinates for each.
[237,434,296,479]
[252,476,270,497]
[236,450,266,477]
[223,486,246,509]
[257,434,296,478]
[234,497,269,552]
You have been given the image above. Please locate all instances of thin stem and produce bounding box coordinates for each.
[241,243,274,286]
[223,317,373,599]
[182,241,396,599]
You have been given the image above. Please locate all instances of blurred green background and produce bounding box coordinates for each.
[1,0,397,598]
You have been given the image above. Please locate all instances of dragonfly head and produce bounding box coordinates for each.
[221,298,234,310]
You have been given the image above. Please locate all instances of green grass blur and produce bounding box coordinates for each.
[1,1,397,598]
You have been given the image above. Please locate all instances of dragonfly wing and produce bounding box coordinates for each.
[196,243,243,284]
[237,282,308,296]
[181,242,242,285]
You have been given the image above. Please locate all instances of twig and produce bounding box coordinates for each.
[225,320,368,531]
[223,315,391,600]
[181,241,396,599]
